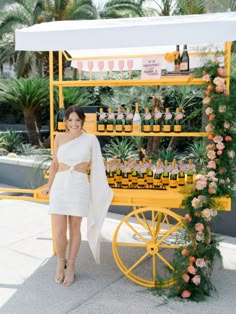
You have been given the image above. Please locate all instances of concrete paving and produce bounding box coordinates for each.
[0,200,236,314]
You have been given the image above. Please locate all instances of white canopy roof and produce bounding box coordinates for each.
[15,12,236,53]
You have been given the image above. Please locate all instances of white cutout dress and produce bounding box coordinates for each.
[49,133,114,263]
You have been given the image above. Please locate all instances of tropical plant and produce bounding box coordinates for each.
[175,0,207,15]
[181,140,208,173]
[102,137,139,161]
[0,78,49,146]
[148,147,177,162]
[0,129,24,152]
[98,0,145,18]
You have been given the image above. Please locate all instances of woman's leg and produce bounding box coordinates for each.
[63,215,82,286]
[52,214,67,283]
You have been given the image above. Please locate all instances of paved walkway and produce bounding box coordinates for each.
[0,200,236,314]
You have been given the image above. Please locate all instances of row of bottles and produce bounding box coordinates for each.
[97,103,184,133]
[102,158,195,189]
[174,45,190,72]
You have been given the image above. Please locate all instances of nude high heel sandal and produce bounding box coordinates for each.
[55,258,67,284]
[63,260,75,287]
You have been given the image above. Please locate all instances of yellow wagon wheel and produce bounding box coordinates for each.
[112,206,190,288]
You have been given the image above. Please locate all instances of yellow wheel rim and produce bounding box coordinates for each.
[112,206,189,288]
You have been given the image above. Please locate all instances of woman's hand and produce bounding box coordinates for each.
[41,187,50,196]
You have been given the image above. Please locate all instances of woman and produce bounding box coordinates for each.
[42,105,113,286]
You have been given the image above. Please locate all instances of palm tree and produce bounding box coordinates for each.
[175,0,207,15]
[98,0,145,18]
[0,78,49,146]
[205,0,236,12]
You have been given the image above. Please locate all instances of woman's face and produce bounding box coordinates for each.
[66,112,83,133]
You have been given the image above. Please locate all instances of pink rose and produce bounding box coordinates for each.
[218,105,226,113]
[213,77,225,86]
[215,85,224,93]
[205,107,213,115]
[217,150,222,156]
[182,249,190,256]
[185,213,192,222]
[206,144,216,151]
[217,68,225,76]
[216,142,225,150]
[225,135,232,142]
[224,122,230,129]
[202,74,211,82]
[191,197,201,209]
[208,188,216,194]
[181,290,191,298]
[207,150,216,160]
[195,223,204,232]
[205,123,214,133]
[227,150,235,158]
[207,160,216,169]
[189,256,196,263]
[192,275,201,285]
[196,258,206,268]
[202,97,211,105]
[213,135,223,143]
[182,273,190,282]
[187,265,196,275]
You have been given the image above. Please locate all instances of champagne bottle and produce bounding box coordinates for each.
[115,107,123,132]
[174,107,184,133]
[137,161,145,188]
[121,161,129,189]
[180,45,190,72]
[178,160,186,186]
[162,160,170,185]
[133,102,141,133]
[57,107,66,131]
[124,107,133,132]
[187,159,194,184]
[174,45,181,72]
[169,159,178,188]
[143,107,152,133]
[146,159,154,188]
[107,160,115,187]
[115,160,122,188]
[163,108,172,132]
[153,158,163,189]
[97,107,106,132]
[131,160,138,188]
[153,107,162,133]
[106,107,115,132]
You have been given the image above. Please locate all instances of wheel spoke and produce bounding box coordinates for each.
[152,254,156,282]
[124,220,148,243]
[116,242,147,247]
[156,252,175,271]
[126,251,149,274]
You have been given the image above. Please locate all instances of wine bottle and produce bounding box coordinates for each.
[121,161,130,189]
[97,107,106,132]
[187,159,195,184]
[57,107,66,131]
[174,45,181,72]
[115,107,123,132]
[153,107,162,133]
[143,107,152,133]
[133,102,141,133]
[115,160,122,188]
[137,161,145,188]
[146,159,154,188]
[131,160,138,188]
[106,107,115,132]
[174,107,184,133]
[153,159,163,189]
[180,45,190,72]
[163,108,172,132]
[107,160,115,187]
[162,160,170,185]
[169,159,178,188]
[124,107,133,132]
[178,160,186,186]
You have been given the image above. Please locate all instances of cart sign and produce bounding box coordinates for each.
[141,57,162,79]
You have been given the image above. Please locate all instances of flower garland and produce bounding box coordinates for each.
[170,59,236,301]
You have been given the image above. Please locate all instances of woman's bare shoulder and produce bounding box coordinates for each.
[54,133,69,146]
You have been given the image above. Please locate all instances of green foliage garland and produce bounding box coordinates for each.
[170,59,236,301]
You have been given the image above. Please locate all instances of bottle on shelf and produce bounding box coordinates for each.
[137,160,145,188]
[174,107,184,133]
[124,107,133,132]
[153,158,163,189]
[180,44,190,73]
[107,160,116,188]
[115,160,122,188]
[186,159,195,184]
[169,159,178,188]
[146,159,154,188]
[133,102,141,133]
[152,107,162,133]
[106,107,115,132]
[162,160,170,185]
[57,107,66,131]
[143,107,152,133]
[115,107,124,132]
[131,160,138,188]
[174,45,181,72]
[121,161,130,189]
[163,107,172,132]
[97,107,106,132]
[178,160,186,186]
